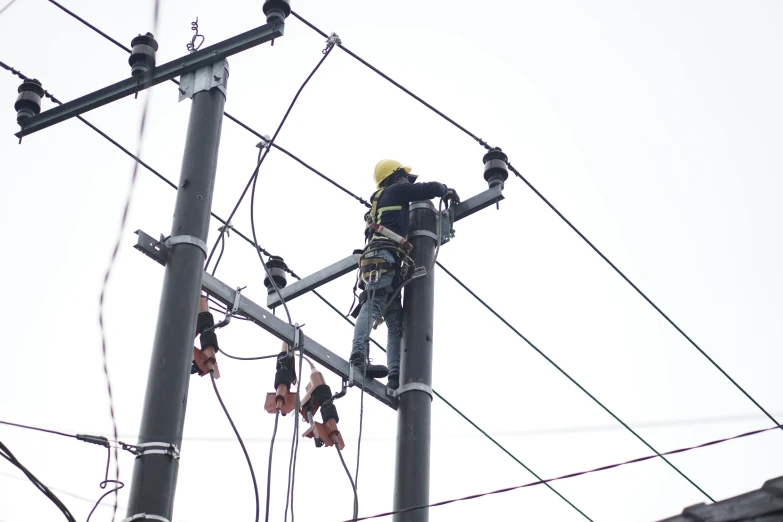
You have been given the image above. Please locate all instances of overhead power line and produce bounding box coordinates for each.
[288,9,781,434]
[346,421,783,522]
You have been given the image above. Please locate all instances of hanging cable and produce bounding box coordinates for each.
[0,439,76,522]
[264,409,281,522]
[211,372,260,522]
[86,446,124,522]
[336,446,359,522]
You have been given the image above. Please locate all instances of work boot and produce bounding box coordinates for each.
[387,373,399,391]
[350,353,388,380]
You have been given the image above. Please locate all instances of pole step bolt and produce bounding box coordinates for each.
[264,255,288,295]
[129,32,159,77]
[482,147,509,187]
[263,0,291,23]
[14,79,44,123]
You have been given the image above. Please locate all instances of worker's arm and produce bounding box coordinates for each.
[395,181,448,203]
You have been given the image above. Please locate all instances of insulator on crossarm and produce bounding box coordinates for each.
[263,0,291,24]
[482,147,509,189]
[14,79,44,123]
[129,33,159,76]
[263,256,288,295]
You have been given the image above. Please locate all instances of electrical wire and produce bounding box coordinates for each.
[211,372,259,522]
[336,446,359,522]
[0,0,19,17]
[344,421,783,522]
[289,8,781,434]
[436,260,713,501]
[0,439,76,522]
[283,348,307,522]
[93,0,158,513]
[264,410,280,522]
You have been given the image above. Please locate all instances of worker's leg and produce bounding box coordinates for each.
[384,294,403,377]
[351,274,393,362]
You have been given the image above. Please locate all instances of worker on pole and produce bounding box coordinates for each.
[350,159,457,390]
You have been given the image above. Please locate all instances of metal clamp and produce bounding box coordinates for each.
[135,442,181,460]
[256,134,271,150]
[407,230,438,242]
[122,515,170,522]
[409,202,437,213]
[207,286,243,332]
[293,323,302,350]
[178,59,229,101]
[388,382,433,400]
[165,235,208,257]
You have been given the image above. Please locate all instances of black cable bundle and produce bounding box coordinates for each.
[274,352,294,395]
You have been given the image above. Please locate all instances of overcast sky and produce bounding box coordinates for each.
[1,0,783,521]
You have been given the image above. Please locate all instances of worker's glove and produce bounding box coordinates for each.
[443,188,460,205]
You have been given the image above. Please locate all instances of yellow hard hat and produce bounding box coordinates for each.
[373,159,415,188]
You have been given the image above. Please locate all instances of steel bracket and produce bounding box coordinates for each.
[134,442,181,460]
[134,230,169,266]
[389,382,433,400]
[178,59,229,101]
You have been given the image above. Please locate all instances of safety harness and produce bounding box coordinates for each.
[350,187,415,318]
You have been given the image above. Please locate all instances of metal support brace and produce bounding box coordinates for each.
[134,442,181,460]
[408,230,439,242]
[178,60,229,101]
[389,382,433,400]
[122,515,170,522]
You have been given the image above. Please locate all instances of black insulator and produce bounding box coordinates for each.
[129,32,159,77]
[263,256,288,295]
[14,79,44,123]
[262,0,291,23]
[200,330,218,352]
[482,147,509,186]
[197,311,215,334]
[320,402,339,424]
[274,368,292,390]
[312,384,332,407]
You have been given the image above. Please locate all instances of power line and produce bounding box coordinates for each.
[345,421,783,522]
[0,439,76,522]
[211,372,260,522]
[0,0,19,17]
[436,261,712,501]
[288,8,781,434]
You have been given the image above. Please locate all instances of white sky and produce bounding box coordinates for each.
[1,0,783,521]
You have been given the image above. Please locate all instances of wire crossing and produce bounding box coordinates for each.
[288,9,780,434]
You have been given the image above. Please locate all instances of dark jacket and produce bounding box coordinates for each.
[368,181,448,240]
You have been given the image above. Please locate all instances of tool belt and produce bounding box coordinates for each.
[350,240,408,318]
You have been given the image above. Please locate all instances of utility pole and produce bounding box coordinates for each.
[125,66,227,520]
[393,201,437,522]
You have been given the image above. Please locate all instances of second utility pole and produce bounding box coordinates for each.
[125,62,228,520]
[393,201,438,522]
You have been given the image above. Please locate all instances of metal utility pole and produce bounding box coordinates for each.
[393,201,438,522]
[125,63,228,520]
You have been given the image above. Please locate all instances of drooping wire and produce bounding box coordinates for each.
[283,347,307,522]
[0,439,76,522]
[211,372,260,522]
[345,421,783,522]
[436,261,713,501]
[86,446,124,522]
[289,7,780,434]
[90,3,159,519]
[336,446,359,522]
[264,410,281,522]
